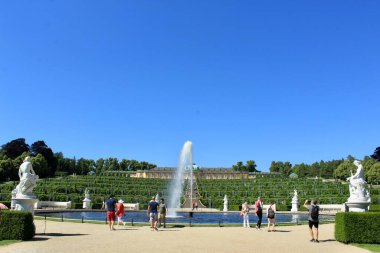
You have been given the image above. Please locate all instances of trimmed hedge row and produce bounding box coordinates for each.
[0,210,35,240]
[335,212,380,243]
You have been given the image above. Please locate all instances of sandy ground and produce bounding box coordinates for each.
[1,220,370,253]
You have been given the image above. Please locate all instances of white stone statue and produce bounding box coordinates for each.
[12,156,39,213]
[292,190,298,202]
[15,156,39,198]
[347,160,370,203]
[83,188,91,209]
[291,189,299,212]
[223,195,228,212]
[85,188,90,199]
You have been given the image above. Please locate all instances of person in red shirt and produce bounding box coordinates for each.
[116,199,126,226]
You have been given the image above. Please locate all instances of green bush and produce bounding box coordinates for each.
[335,212,380,243]
[0,210,35,240]
[276,204,291,211]
[369,205,380,212]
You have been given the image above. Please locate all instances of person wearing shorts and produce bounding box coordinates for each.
[266,201,276,232]
[147,196,159,231]
[304,198,320,243]
[159,198,168,228]
[106,194,117,231]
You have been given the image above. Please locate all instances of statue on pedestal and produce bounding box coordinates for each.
[346,160,371,212]
[15,157,39,198]
[291,189,299,212]
[12,156,39,213]
[347,160,370,202]
[83,188,92,209]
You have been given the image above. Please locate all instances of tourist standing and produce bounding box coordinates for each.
[255,196,263,230]
[105,194,117,231]
[304,199,320,243]
[266,201,276,232]
[241,202,250,228]
[159,198,168,228]
[147,196,159,231]
[116,199,126,226]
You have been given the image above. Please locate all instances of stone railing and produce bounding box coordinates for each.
[34,201,72,209]
[248,204,276,212]
[318,204,345,213]
[123,203,139,211]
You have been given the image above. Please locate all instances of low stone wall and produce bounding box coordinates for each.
[319,204,345,213]
[34,201,72,209]
[248,204,276,212]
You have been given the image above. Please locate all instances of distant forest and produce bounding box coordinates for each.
[0,138,156,181]
[0,138,379,184]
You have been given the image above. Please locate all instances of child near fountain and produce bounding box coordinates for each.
[116,199,126,226]
[241,202,250,228]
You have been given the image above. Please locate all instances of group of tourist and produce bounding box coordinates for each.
[102,194,127,231]
[147,196,168,231]
[241,196,320,242]
[240,196,275,231]
[103,195,168,232]
[103,194,320,242]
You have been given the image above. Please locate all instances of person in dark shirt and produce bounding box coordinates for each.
[159,198,168,228]
[304,198,320,243]
[147,196,159,231]
[106,194,117,231]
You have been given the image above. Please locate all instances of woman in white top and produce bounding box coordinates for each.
[241,202,250,228]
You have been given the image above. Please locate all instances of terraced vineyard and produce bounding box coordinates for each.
[0,176,174,209]
[0,175,379,211]
[197,178,380,210]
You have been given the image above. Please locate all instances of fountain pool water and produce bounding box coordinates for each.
[167,141,193,217]
[37,211,335,225]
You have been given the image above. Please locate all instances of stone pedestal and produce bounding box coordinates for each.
[83,198,91,209]
[291,201,299,212]
[345,201,370,212]
[12,198,38,215]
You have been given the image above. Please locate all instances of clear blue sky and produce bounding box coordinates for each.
[1,1,379,171]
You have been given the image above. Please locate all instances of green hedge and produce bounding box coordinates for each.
[335,212,380,243]
[0,211,35,240]
[369,205,380,212]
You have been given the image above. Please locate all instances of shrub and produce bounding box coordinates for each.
[0,210,35,240]
[335,212,380,243]
[369,205,380,212]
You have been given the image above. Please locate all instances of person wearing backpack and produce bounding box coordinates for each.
[304,198,320,243]
[266,201,276,232]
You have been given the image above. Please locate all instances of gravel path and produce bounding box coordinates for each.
[1,220,370,253]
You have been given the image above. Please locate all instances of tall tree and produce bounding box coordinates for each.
[371,147,380,162]
[1,138,30,159]
[31,141,57,177]
[334,160,356,180]
[366,163,380,184]
[246,160,258,172]
[232,161,245,171]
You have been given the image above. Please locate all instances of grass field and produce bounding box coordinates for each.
[0,240,20,247]
[353,244,380,253]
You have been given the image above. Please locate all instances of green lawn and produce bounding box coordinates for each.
[353,244,380,253]
[0,240,20,247]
